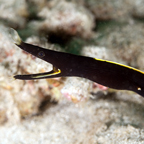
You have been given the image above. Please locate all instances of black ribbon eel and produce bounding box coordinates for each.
[10,28,144,97]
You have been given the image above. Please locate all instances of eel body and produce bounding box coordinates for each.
[11,29,144,97]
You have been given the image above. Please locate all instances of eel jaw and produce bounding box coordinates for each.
[13,66,61,80]
[31,66,61,79]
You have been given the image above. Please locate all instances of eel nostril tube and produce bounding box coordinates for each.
[9,28,22,45]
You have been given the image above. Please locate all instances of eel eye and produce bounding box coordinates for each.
[38,51,45,58]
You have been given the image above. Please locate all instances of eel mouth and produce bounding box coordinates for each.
[31,66,61,79]
[13,66,61,80]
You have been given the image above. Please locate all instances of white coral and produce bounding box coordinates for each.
[38,1,95,38]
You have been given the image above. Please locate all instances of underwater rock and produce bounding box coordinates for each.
[137,53,144,71]
[85,0,115,20]
[84,0,136,21]
[0,0,28,28]
[81,46,109,59]
[95,21,144,71]
[61,77,93,102]
[38,1,95,43]
[132,0,144,18]
[27,0,46,11]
